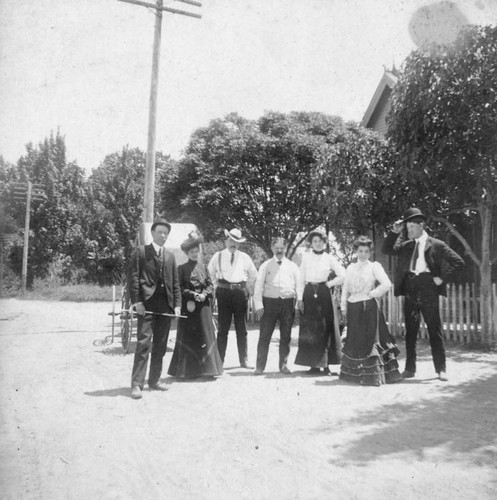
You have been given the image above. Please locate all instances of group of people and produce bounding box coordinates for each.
[128,207,464,399]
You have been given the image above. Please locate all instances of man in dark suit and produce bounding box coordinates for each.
[129,219,181,399]
[382,208,464,381]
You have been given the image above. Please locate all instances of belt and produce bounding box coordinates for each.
[306,281,326,286]
[406,271,432,278]
[217,281,246,290]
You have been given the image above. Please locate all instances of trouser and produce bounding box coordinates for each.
[131,290,172,388]
[216,286,249,364]
[256,297,294,372]
[404,273,446,374]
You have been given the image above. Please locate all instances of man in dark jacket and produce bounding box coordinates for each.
[382,208,464,381]
[129,219,181,399]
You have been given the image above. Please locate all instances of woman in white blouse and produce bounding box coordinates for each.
[339,236,402,386]
[295,230,345,374]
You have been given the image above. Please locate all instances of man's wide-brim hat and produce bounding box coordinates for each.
[224,228,246,243]
[307,229,327,243]
[151,218,171,232]
[401,207,426,223]
[181,231,203,253]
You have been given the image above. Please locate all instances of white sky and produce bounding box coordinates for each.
[0,0,496,172]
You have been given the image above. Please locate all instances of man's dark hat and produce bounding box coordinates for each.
[401,208,426,223]
[181,231,203,253]
[151,218,171,232]
[307,229,328,243]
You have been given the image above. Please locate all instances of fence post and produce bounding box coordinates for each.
[491,283,497,344]
[464,284,471,343]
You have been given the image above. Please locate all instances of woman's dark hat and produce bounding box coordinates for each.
[307,229,327,243]
[181,231,203,252]
[151,218,171,232]
[401,208,426,222]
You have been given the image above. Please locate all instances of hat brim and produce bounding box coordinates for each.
[224,229,246,243]
[402,214,426,223]
[307,230,327,243]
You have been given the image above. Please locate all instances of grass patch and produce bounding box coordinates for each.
[23,284,120,302]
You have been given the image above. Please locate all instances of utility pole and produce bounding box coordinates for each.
[12,181,46,295]
[118,0,201,244]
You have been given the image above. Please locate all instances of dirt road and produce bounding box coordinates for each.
[0,298,496,499]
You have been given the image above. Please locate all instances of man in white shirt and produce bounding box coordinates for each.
[208,228,257,367]
[253,238,299,375]
[382,208,464,381]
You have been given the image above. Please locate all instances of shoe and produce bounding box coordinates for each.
[438,371,448,381]
[149,381,168,391]
[240,362,253,369]
[323,367,331,375]
[307,367,321,375]
[280,366,291,375]
[402,370,415,379]
[254,369,264,375]
[131,386,142,399]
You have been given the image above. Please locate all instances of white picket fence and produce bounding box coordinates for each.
[218,283,497,345]
[378,283,497,344]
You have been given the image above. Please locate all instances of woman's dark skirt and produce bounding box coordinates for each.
[340,299,402,386]
[168,300,223,378]
[295,282,342,368]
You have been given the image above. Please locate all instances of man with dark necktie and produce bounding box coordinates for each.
[208,228,257,367]
[128,219,181,399]
[382,208,464,381]
[253,237,299,375]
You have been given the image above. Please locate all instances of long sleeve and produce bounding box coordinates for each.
[203,267,214,298]
[329,255,346,287]
[369,262,392,299]
[297,255,307,300]
[127,247,141,305]
[382,231,403,255]
[245,255,258,294]
[438,243,464,283]
[340,268,351,309]
[171,255,181,309]
[207,252,219,288]
[253,261,268,310]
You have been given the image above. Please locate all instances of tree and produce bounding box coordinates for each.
[7,132,88,284]
[86,146,178,284]
[387,25,497,344]
[312,121,403,254]
[174,111,349,256]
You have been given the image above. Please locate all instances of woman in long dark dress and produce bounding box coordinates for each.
[339,236,402,386]
[168,232,223,379]
[295,229,345,375]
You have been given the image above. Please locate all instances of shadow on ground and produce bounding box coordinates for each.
[322,363,497,468]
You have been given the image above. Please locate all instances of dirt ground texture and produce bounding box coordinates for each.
[0,298,496,500]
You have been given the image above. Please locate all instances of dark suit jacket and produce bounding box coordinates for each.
[382,231,464,297]
[128,243,181,311]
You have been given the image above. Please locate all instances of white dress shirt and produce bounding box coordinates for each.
[152,241,164,256]
[208,249,258,290]
[340,260,391,309]
[412,231,431,275]
[297,251,345,300]
[253,257,300,310]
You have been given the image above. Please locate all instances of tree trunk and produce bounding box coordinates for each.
[479,198,494,345]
